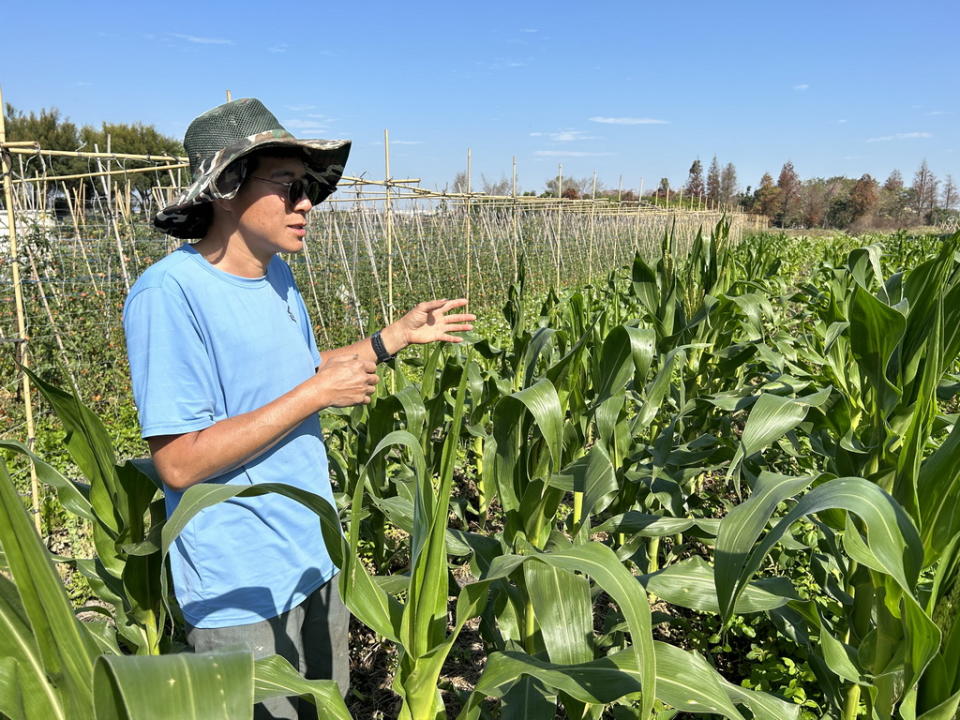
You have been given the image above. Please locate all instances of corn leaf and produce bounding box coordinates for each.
[0,576,63,720]
[918,420,960,566]
[0,656,25,720]
[524,562,594,665]
[253,655,351,720]
[642,556,798,614]
[92,650,253,720]
[162,482,402,643]
[0,440,93,523]
[0,459,98,719]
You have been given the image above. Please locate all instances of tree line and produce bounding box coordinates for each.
[2,103,183,209]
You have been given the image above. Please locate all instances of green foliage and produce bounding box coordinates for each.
[5,228,960,718]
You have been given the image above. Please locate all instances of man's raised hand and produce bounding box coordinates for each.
[392,298,476,347]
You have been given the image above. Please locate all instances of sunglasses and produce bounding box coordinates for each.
[249,175,324,206]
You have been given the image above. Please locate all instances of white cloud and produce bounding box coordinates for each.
[793,83,810,91]
[530,129,600,142]
[171,33,233,45]
[520,28,539,33]
[926,110,952,116]
[269,43,289,53]
[866,132,933,142]
[285,104,316,112]
[535,150,614,157]
[838,119,848,124]
[589,116,668,125]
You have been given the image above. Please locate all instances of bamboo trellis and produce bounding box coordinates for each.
[0,105,766,534]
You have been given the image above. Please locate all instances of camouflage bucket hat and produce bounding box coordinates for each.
[154,98,351,239]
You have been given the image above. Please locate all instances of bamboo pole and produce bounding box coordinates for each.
[555,163,563,290]
[0,86,41,532]
[511,155,519,282]
[9,163,188,185]
[589,170,598,280]
[384,129,394,325]
[5,146,186,163]
[94,144,130,292]
[465,148,472,302]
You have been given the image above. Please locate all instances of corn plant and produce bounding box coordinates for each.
[704,235,960,719]
[0,454,352,720]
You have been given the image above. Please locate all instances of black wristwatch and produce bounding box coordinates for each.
[371,330,396,364]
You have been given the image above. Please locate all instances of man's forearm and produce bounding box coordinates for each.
[149,381,318,491]
[318,323,406,365]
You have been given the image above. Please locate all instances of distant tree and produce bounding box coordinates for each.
[801,178,830,227]
[827,196,854,228]
[754,172,781,219]
[80,122,182,158]
[776,161,802,226]
[480,174,511,196]
[849,174,879,227]
[684,159,704,198]
[80,121,184,204]
[943,175,958,211]
[544,174,587,198]
[656,177,670,195]
[450,171,469,193]
[912,160,938,222]
[706,156,721,205]
[883,169,904,193]
[879,170,909,226]
[3,104,182,212]
[3,103,85,181]
[719,162,738,207]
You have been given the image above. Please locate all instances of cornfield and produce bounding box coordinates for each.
[3,193,960,717]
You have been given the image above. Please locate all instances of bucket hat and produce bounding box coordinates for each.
[154,98,351,239]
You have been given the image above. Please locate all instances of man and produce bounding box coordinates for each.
[123,98,474,719]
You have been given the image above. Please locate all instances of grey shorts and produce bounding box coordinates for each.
[186,573,350,720]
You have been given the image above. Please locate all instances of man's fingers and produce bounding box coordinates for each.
[439,298,468,312]
[421,298,448,312]
[443,314,476,323]
[363,361,378,373]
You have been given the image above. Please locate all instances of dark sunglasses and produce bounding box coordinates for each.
[250,176,324,206]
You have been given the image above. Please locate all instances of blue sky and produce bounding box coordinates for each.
[2,0,957,195]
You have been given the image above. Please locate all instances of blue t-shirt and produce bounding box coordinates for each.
[123,244,337,628]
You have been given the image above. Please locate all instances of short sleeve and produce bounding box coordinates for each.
[123,285,218,438]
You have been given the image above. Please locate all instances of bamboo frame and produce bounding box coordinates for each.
[0,87,41,532]
[9,163,188,185]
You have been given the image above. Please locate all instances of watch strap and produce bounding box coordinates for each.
[371,330,396,364]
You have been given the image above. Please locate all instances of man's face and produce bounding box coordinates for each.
[229,154,312,259]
